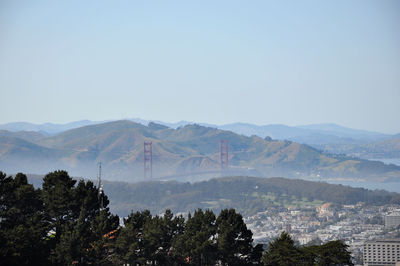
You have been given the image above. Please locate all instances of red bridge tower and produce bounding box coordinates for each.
[220,140,228,170]
[144,141,152,179]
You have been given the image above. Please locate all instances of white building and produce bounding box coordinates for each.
[296,234,316,245]
[363,239,400,266]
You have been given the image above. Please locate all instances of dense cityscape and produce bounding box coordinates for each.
[246,202,400,265]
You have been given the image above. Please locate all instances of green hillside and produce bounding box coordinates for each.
[102,176,400,217]
[23,174,400,217]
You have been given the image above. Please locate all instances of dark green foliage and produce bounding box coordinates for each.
[42,170,77,247]
[113,208,258,265]
[303,240,354,266]
[86,209,120,265]
[262,232,353,266]
[1,169,355,265]
[1,170,119,265]
[155,209,185,264]
[113,210,152,264]
[0,172,49,265]
[173,209,217,265]
[262,232,304,266]
[216,208,255,265]
[54,208,91,265]
[43,172,119,265]
[114,209,185,265]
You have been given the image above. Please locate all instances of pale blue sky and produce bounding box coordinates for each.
[1,0,399,133]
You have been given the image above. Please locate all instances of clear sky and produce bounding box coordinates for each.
[0,0,399,133]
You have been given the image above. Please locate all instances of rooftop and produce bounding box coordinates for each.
[365,239,400,244]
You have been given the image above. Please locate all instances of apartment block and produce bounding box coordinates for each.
[363,239,400,266]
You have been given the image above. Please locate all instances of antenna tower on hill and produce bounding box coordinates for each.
[97,162,104,210]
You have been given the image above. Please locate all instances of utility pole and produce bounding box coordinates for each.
[97,162,104,210]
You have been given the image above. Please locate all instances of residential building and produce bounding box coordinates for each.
[363,239,400,266]
[385,213,400,228]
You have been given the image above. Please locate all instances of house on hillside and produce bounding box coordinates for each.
[316,203,335,218]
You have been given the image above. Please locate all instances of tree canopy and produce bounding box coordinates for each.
[1,170,354,265]
[262,232,353,266]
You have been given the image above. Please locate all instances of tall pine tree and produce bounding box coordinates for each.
[216,208,256,266]
[0,172,49,265]
[173,209,217,265]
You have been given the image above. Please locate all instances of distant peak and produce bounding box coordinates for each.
[148,122,169,130]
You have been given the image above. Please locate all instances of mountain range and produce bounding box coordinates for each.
[0,119,393,140]
[1,119,399,160]
[0,120,399,182]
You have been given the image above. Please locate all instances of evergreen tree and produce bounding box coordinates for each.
[153,209,185,264]
[113,210,152,264]
[216,208,255,265]
[42,171,119,265]
[261,231,303,266]
[303,240,353,266]
[42,170,77,245]
[142,215,167,264]
[250,244,264,265]
[262,232,354,266]
[54,207,92,265]
[0,172,49,265]
[73,180,106,221]
[173,209,217,265]
[71,179,119,265]
[87,209,120,265]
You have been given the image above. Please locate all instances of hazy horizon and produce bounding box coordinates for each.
[0,117,398,135]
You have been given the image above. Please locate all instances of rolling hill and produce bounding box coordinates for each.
[22,174,400,217]
[0,130,46,142]
[3,119,399,161]
[1,119,393,143]
[101,176,400,217]
[0,120,400,182]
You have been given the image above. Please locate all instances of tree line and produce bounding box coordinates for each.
[1,170,353,265]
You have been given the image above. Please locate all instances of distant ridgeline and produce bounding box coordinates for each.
[26,173,400,217]
[1,120,400,182]
[1,170,354,265]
